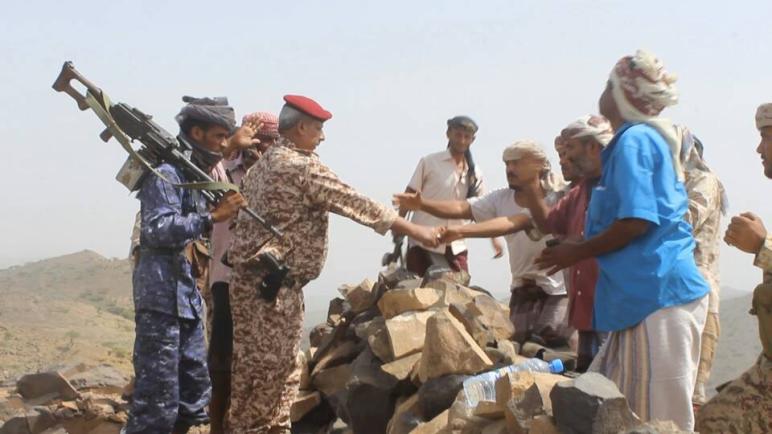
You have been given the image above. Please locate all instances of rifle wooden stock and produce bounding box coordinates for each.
[52,61,104,111]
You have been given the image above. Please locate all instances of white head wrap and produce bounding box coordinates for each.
[502,140,567,193]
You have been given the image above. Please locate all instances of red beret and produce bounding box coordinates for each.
[283,95,332,121]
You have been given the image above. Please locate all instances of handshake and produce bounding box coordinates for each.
[392,191,466,248]
[403,225,465,248]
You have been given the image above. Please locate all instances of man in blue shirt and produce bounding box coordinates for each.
[535,50,709,431]
[125,97,249,434]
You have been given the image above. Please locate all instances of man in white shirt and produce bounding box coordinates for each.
[395,140,572,346]
[398,116,503,276]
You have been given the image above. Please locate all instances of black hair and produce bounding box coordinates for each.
[179,117,215,135]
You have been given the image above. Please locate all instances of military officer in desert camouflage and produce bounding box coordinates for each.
[696,103,772,433]
[226,95,441,433]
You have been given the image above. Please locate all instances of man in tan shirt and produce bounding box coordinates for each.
[400,116,502,276]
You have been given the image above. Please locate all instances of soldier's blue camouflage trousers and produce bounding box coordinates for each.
[125,310,211,434]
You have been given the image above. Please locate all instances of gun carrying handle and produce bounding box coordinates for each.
[52,61,102,111]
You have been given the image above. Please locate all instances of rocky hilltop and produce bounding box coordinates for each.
[0,251,134,382]
[0,252,762,433]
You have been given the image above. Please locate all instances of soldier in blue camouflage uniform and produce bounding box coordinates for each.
[124,96,248,434]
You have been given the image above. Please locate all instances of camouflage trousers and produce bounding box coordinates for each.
[693,310,720,404]
[696,354,772,433]
[125,310,211,434]
[227,271,305,434]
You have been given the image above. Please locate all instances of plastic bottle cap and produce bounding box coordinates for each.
[548,359,564,374]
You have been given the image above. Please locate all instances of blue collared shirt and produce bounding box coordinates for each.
[133,163,210,320]
[586,123,708,332]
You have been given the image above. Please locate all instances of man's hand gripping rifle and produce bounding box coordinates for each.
[52,61,289,302]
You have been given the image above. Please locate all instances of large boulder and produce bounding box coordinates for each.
[355,317,393,363]
[16,372,79,401]
[342,349,399,434]
[422,280,477,307]
[496,339,521,362]
[60,364,129,395]
[377,287,443,319]
[408,409,449,434]
[495,371,535,409]
[417,311,493,382]
[311,363,353,400]
[290,398,337,434]
[309,323,334,349]
[474,400,504,419]
[448,295,515,348]
[445,389,496,434]
[379,266,419,290]
[327,297,347,326]
[310,339,362,377]
[0,408,58,434]
[416,374,469,421]
[338,278,377,314]
[385,311,436,359]
[291,391,322,423]
[530,373,565,415]
[386,394,422,434]
[504,383,546,434]
[550,372,640,434]
[381,353,423,383]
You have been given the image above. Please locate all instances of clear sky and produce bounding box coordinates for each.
[2,0,770,306]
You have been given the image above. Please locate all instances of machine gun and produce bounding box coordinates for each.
[53,61,288,301]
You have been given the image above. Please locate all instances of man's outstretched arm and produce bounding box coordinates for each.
[393,191,473,220]
[442,214,532,241]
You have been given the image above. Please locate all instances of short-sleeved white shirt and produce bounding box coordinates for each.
[407,149,484,254]
[469,188,565,295]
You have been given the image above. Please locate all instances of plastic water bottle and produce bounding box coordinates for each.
[462,358,564,407]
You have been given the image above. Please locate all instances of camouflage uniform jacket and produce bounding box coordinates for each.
[133,163,211,319]
[757,233,772,284]
[228,137,397,285]
[684,169,724,313]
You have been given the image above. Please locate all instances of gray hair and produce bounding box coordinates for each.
[278,105,309,133]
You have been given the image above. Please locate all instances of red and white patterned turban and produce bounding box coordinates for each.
[609,49,684,180]
[560,115,614,147]
[242,111,279,139]
[611,50,678,118]
[756,103,772,130]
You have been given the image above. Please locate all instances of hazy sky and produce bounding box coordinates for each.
[2,0,771,306]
